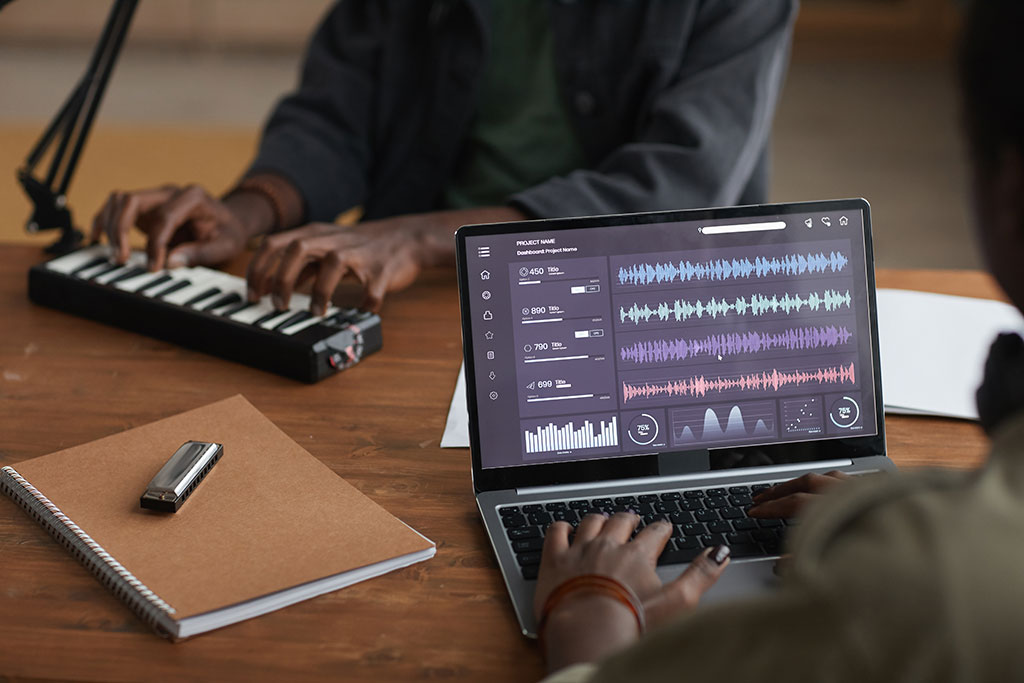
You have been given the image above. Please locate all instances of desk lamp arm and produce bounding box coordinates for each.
[16,0,138,254]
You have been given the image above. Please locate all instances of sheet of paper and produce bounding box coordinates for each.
[440,363,470,448]
[877,288,1024,420]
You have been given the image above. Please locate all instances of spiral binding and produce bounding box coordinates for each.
[0,465,177,637]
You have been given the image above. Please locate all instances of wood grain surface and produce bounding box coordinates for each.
[0,245,1001,681]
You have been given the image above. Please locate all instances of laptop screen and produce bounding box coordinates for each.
[458,200,881,477]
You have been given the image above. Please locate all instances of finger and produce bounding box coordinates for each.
[311,252,348,316]
[144,185,210,271]
[166,236,241,269]
[573,512,608,544]
[747,492,817,519]
[752,472,845,504]
[246,225,328,301]
[105,187,177,263]
[629,519,674,560]
[599,512,641,544]
[541,521,572,564]
[90,195,117,245]
[644,545,730,628]
[270,238,319,310]
[103,193,131,263]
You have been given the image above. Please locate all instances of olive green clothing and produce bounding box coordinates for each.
[544,412,1024,682]
[444,1,586,209]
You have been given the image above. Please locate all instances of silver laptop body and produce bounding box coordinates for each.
[456,199,892,636]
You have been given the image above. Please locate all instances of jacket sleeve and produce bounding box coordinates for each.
[511,0,797,218]
[245,2,381,224]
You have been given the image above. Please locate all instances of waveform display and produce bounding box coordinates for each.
[618,251,850,287]
[619,289,852,325]
[622,362,856,401]
[672,402,777,445]
[619,325,853,365]
[524,416,619,454]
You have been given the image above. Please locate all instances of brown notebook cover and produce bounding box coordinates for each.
[0,395,435,640]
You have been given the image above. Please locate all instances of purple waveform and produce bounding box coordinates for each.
[619,325,853,364]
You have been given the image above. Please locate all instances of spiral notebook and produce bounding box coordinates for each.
[0,395,435,640]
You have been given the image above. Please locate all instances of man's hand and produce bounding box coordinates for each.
[534,512,730,672]
[90,184,270,271]
[245,206,525,313]
[747,470,850,519]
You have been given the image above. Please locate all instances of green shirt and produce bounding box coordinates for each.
[444,1,586,210]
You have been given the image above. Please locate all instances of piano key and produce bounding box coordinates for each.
[219,300,255,317]
[151,279,191,299]
[120,272,171,293]
[279,307,340,336]
[181,287,222,308]
[45,245,110,274]
[252,309,289,327]
[78,260,122,280]
[228,299,278,324]
[272,310,312,331]
[257,293,312,330]
[201,292,243,312]
[92,253,147,285]
[106,266,148,286]
[160,271,223,305]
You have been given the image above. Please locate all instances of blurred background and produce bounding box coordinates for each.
[0,0,975,268]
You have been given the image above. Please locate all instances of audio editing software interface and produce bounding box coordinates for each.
[466,209,878,469]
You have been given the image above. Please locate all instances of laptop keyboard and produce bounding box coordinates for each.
[499,483,793,580]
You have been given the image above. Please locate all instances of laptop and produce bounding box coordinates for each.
[454,198,892,637]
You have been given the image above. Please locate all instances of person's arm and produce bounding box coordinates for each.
[245,1,386,227]
[511,0,798,218]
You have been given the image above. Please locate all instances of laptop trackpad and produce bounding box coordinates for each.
[657,558,780,606]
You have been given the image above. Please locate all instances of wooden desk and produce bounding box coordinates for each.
[0,244,999,681]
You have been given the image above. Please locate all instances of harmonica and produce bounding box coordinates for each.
[140,441,223,512]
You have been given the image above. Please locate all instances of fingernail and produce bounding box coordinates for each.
[272,295,284,310]
[601,511,610,518]
[312,303,325,317]
[710,545,731,565]
[167,254,186,268]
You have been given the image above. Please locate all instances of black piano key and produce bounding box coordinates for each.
[201,292,243,312]
[134,273,173,294]
[219,300,255,316]
[85,262,122,280]
[70,256,110,277]
[273,310,313,331]
[252,309,287,326]
[181,287,221,307]
[106,266,147,285]
[152,279,191,299]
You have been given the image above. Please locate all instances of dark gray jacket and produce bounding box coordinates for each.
[249,0,798,224]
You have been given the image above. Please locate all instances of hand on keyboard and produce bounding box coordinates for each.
[534,512,730,668]
[90,184,262,271]
[747,470,850,520]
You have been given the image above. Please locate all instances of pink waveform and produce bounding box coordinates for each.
[622,362,856,401]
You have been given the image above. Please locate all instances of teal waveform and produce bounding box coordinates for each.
[619,289,852,325]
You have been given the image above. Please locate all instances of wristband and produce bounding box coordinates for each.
[223,174,302,233]
[537,574,645,641]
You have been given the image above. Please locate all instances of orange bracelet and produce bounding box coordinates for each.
[537,574,645,641]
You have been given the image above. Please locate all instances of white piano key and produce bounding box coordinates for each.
[161,270,224,305]
[45,245,111,274]
[229,299,278,324]
[113,269,168,292]
[92,252,148,284]
[76,260,120,281]
[257,294,312,330]
[280,307,340,336]
[144,270,194,298]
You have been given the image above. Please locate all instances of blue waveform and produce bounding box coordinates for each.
[619,289,852,325]
[620,325,853,364]
[618,251,850,286]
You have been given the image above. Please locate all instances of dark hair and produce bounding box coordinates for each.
[960,0,1024,170]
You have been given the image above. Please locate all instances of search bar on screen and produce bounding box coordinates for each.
[699,221,786,235]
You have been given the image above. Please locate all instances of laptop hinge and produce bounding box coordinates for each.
[515,459,854,497]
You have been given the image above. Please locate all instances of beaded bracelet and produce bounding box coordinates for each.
[537,574,645,641]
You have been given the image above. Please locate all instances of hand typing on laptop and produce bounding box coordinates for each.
[534,512,730,674]
[746,470,851,520]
